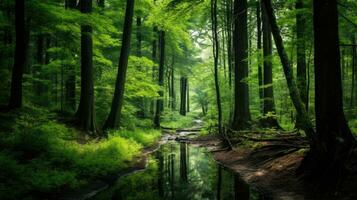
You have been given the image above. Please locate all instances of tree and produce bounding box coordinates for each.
[8,0,28,109]
[260,1,279,127]
[299,0,355,185]
[180,77,187,116]
[232,0,250,130]
[261,0,314,140]
[211,0,223,134]
[103,0,135,130]
[75,0,97,133]
[256,1,263,112]
[65,0,78,111]
[153,30,165,127]
[295,0,308,128]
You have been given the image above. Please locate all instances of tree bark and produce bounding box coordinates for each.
[65,0,77,111]
[186,81,190,113]
[298,0,355,186]
[211,0,223,134]
[8,0,28,109]
[295,0,308,128]
[261,0,315,141]
[180,77,187,116]
[350,35,356,108]
[232,0,251,130]
[154,30,165,127]
[103,0,135,130]
[261,1,279,127]
[256,1,263,113]
[75,0,97,133]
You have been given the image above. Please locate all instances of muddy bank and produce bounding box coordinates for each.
[190,135,307,200]
[191,135,357,200]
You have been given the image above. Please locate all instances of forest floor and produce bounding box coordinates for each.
[191,133,357,200]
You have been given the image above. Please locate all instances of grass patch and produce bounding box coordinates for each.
[109,129,161,147]
[161,111,196,129]
[0,107,161,199]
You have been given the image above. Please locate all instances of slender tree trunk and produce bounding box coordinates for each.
[295,0,308,128]
[350,35,355,108]
[75,0,97,133]
[154,31,165,127]
[299,0,355,187]
[103,0,135,130]
[226,0,233,88]
[8,0,28,109]
[232,0,251,130]
[257,1,263,113]
[171,56,176,110]
[180,77,187,116]
[261,1,279,127]
[186,81,190,113]
[211,0,223,134]
[261,0,315,141]
[136,17,142,58]
[150,26,158,116]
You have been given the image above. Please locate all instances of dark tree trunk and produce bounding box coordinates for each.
[150,26,158,116]
[256,1,263,113]
[261,1,279,128]
[154,31,165,127]
[226,0,233,88]
[350,35,356,108]
[75,0,97,133]
[180,77,187,116]
[299,0,355,187]
[136,17,142,58]
[186,81,190,113]
[295,0,308,128]
[211,0,223,134]
[103,0,135,130]
[232,0,250,130]
[8,0,28,109]
[65,0,77,111]
[171,56,176,110]
[261,0,315,140]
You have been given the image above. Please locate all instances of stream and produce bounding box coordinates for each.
[89,128,260,200]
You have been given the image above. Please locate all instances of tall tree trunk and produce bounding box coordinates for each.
[261,0,315,141]
[154,31,165,127]
[261,1,279,127]
[226,0,233,88]
[103,0,135,130]
[8,0,28,109]
[232,0,250,130]
[295,0,308,128]
[298,0,355,186]
[75,0,97,133]
[65,0,77,111]
[256,1,263,113]
[180,77,187,116]
[211,0,223,134]
[186,81,190,113]
[171,56,176,110]
[150,26,158,116]
[350,35,356,108]
[136,17,142,58]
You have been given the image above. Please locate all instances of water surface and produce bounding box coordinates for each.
[91,141,259,200]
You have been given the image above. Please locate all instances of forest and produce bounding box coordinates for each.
[0,0,356,199]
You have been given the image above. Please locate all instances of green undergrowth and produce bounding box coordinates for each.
[160,111,196,129]
[0,107,161,200]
